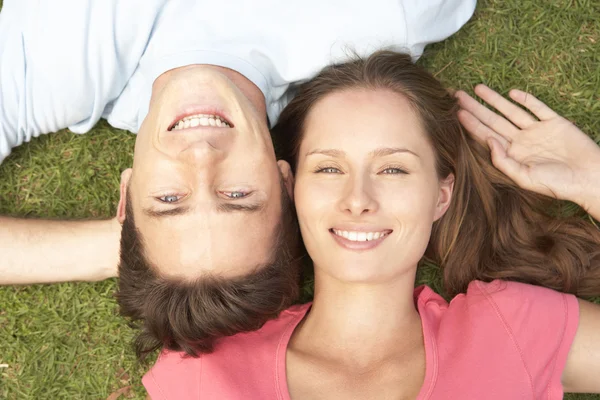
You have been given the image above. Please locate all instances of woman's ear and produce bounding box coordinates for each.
[277,160,295,200]
[434,173,455,221]
[116,169,133,224]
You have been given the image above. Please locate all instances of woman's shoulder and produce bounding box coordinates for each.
[417,279,578,335]
[143,303,311,399]
[416,280,579,397]
[417,279,576,312]
[148,302,310,368]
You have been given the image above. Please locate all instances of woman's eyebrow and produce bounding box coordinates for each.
[370,147,419,158]
[305,147,419,158]
[305,149,345,158]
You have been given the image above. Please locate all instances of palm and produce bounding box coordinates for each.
[457,85,600,204]
[507,118,581,198]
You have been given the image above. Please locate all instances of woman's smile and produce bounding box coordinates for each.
[329,228,392,251]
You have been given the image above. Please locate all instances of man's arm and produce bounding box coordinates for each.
[0,217,120,284]
[0,1,160,284]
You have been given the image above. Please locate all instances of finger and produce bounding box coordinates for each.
[508,89,559,121]
[456,90,520,141]
[487,137,530,190]
[474,84,537,129]
[458,109,510,149]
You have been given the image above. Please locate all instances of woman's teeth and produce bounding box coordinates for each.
[332,229,390,242]
[171,114,231,130]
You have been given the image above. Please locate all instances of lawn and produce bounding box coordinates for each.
[1,0,599,399]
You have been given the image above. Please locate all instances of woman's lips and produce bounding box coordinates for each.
[329,228,392,251]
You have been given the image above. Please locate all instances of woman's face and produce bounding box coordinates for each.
[294,88,454,283]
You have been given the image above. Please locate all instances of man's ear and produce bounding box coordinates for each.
[116,169,133,224]
[277,160,295,200]
[434,173,455,222]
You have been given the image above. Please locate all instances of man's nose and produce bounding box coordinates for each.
[178,140,224,165]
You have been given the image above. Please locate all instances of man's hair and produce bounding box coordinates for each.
[116,177,302,359]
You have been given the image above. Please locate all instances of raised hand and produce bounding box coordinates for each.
[456,85,600,217]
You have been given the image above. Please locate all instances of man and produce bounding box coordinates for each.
[0,0,476,355]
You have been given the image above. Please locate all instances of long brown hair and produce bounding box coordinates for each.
[273,50,600,298]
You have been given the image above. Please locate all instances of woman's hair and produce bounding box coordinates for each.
[273,50,600,298]
[117,176,303,359]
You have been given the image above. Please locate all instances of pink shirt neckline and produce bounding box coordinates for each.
[274,286,439,400]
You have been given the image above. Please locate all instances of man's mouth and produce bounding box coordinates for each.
[330,229,392,242]
[169,113,232,131]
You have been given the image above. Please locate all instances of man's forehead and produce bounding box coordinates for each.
[138,204,280,279]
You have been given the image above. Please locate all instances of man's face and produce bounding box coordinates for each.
[119,65,288,279]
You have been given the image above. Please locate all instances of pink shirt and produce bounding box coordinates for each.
[143,280,579,399]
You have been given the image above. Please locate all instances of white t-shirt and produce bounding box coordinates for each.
[0,0,476,163]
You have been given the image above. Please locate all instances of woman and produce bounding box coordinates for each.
[142,51,600,398]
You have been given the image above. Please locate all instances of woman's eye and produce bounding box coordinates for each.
[158,194,181,203]
[381,167,408,175]
[222,191,249,199]
[316,167,342,174]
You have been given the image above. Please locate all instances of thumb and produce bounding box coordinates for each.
[488,138,530,190]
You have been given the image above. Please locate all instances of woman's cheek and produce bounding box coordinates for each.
[296,177,338,209]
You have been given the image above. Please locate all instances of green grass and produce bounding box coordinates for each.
[1,0,599,398]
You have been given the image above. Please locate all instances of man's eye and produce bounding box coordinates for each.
[222,191,249,199]
[315,167,342,174]
[158,194,181,203]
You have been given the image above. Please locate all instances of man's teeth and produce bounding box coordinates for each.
[171,114,231,130]
[332,229,389,242]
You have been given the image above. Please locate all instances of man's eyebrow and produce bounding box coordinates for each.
[141,202,265,218]
[370,147,419,158]
[143,206,191,218]
[217,202,266,214]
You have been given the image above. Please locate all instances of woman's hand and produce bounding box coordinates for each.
[456,85,600,218]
